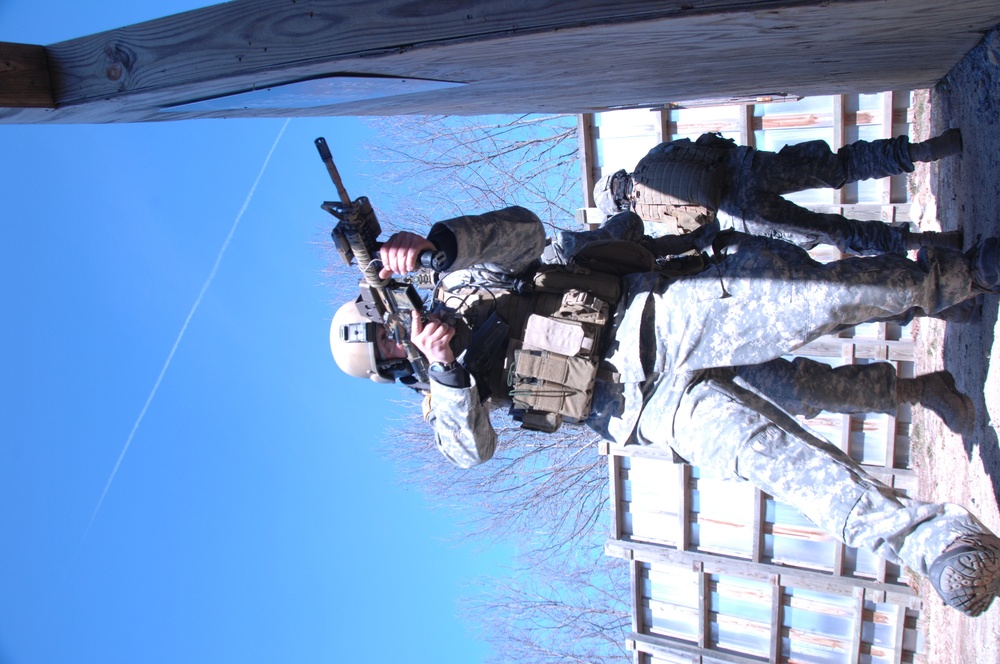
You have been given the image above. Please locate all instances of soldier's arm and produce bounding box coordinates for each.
[427,206,546,274]
[426,378,498,468]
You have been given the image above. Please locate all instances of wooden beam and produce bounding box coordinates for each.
[880,91,895,205]
[615,539,922,607]
[768,574,784,663]
[0,42,55,108]
[849,587,865,664]
[832,94,846,204]
[696,561,709,649]
[2,0,997,123]
[578,112,598,208]
[739,103,755,148]
[751,488,767,563]
[609,453,625,540]
[631,560,644,634]
[678,463,691,551]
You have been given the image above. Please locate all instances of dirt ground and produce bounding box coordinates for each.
[908,26,1000,664]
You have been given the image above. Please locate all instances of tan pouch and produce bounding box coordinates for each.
[513,350,597,392]
[510,350,598,420]
[523,314,595,356]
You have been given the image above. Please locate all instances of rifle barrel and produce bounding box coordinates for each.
[314,137,352,206]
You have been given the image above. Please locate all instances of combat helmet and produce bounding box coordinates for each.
[593,169,631,217]
[329,301,394,383]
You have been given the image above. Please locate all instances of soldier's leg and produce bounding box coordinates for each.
[739,193,910,255]
[732,358,974,434]
[658,236,983,371]
[830,295,983,330]
[750,132,959,195]
[662,379,1000,616]
[731,357,896,418]
[726,132,963,255]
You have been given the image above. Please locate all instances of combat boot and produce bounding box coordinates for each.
[895,371,975,434]
[908,128,963,162]
[969,237,1000,293]
[929,533,1000,617]
[903,229,964,251]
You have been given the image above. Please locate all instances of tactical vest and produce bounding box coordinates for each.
[629,139,730,232]
[436,263,623,433]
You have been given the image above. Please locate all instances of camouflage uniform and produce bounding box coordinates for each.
[629,133,916,255]
[422,206,990,579]
[728,356,895,418]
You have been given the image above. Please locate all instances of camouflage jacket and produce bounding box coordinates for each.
[423,206,668,468]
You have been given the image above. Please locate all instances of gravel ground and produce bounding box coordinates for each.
[908,26,1000,663]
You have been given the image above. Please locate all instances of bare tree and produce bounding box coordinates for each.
[464,548,631,664]
[380,401,631,663]
[351,113,629,662]
[382,404,609,561]
[363,114,581,232]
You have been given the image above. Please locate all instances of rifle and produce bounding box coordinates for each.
[315,136,446,384]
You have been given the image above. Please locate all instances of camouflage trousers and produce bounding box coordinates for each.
[731,356,897,419]
[722,136,915,256]
[632,236,987,576]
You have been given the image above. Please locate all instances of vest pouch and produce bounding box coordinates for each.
[523,314,597,357]
[533,264,621,303]
[571,239,656,277]
[509,350,598,421]
[513,349,597,392]
[519,410,562,433]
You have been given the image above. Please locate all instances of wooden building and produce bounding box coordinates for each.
[584,92,927,663]
[2,0,999,124]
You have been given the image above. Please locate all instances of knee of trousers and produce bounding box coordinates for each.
[734,424,873,541]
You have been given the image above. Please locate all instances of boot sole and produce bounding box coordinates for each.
[930,544,1000,616]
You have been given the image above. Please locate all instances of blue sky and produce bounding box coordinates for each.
[0,3,512,662]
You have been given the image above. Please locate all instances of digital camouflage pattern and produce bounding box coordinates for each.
[731,356,897,418]
[630,133,917,255]
[419,206,991,578]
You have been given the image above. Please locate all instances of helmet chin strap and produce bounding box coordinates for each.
[376,358,414,382]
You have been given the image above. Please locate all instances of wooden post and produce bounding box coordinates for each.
[4,0,999,123]
[0,42,55,108]
[578,112,598,208]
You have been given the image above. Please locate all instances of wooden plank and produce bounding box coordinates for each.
[696,561,709,648]
[881,91,895,206]
[739,103,755,148]
[792,337,914,362]
[839,343,856,455]
[769,574,783,663]
[879,323,901,472]
[806,203,911,222]
[832,94,846,205]
[578,112,598,208]
[849,587,865,664]
[656,108,671,143]
[610,453,625,540]
[604,442,679,460]
[892,603,907,664]
[679,463,691,551]
[630,631,767,664]
[830,343,856,578]
[0,42,55,108]
[751,488,767,563]
[615,540,922,606]
[3,0,998,123]
[673,108,909,137]
[632,560,645,633]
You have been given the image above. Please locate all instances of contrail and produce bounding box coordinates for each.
[81,118,291,540]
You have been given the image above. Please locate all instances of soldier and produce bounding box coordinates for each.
[594,129,964,256]
[330,206,1000,617]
